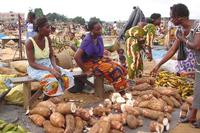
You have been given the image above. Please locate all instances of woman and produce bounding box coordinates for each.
[174,4,200,128]
[125,13,161,79]
[151,5,195,78]
[74,20,128,91]
[26,17,74,97]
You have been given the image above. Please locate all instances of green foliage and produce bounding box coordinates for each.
[46,13,68,22]
[34,8,44,18]
[72,16,85,25]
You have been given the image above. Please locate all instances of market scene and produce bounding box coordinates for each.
[0,0,200,133]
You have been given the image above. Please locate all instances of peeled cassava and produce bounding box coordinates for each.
[56,102,76,114]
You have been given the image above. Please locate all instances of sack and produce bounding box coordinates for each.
[177,41,187,61]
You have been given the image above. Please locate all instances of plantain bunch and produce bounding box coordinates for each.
[155,71,193,99]
[0,119,27,133]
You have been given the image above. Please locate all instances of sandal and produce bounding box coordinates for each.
[179,117,196,123]
[127,79,135,86]
[192,120,200,128]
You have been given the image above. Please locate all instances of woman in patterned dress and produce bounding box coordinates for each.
[175,3,200,128]
[151,5,195,78]
[125,13,161,79]
[74,20,128,91]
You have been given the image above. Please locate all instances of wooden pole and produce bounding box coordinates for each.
[18,14,22,60]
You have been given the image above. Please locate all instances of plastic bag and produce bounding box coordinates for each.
[5,84,24,105]
[177,42,187,61]
[0,74,16,95]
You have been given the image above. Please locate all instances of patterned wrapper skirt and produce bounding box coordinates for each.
[27,58,74,96]
[83,57,128,91]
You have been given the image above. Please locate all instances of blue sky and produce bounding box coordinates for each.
[0,0,199,21]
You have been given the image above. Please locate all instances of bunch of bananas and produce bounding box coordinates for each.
[0,119,27,133]
[155,71,193,99]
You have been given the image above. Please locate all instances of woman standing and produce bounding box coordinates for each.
[26,17,74,97]
[151,5,195,78]
[174,3,200,128]
[125,13,161,79]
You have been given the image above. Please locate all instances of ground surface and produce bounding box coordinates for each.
[0,47,200,133]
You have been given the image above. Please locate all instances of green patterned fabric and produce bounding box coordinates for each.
[125,24,156,78]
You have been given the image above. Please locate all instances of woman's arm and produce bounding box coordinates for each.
[157,39,180,67]
[151,39,180,75]
[181,33,200,50]
[74,48,87,71]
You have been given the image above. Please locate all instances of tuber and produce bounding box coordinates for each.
[50,112,65,128]
[29,114,45,127]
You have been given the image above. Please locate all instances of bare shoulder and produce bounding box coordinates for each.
[26,39,33,49]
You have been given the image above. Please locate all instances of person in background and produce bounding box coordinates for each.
[26,11,37,40]
[166,20,177,49]
[150,4,195,79]
[117,48,127,68]
[174,3,200,128]
[68,32,80,52]
[26,17,74,97]
[113,21,118,36]
[74,20,129,92]
[125,13,161,79]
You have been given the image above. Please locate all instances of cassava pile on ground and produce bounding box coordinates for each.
[28,75,191,133]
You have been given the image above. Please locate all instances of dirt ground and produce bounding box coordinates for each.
[0,47,200,133]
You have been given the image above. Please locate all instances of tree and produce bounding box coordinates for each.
[34,8,44,18]
[46,13,68,22]
[72,16,85,25]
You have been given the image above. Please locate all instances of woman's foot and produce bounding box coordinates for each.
[127,79,135,89]
[179,117,196,123]
[192,120,200,128]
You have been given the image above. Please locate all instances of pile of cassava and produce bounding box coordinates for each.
[28,76,193,133]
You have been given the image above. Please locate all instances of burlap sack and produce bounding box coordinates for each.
[55,50,73,69]
[10,60,28,74]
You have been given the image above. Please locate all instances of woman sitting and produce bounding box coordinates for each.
[74,20,128,91]
[26,17,74,97]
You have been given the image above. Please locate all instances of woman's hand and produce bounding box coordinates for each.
[49,68,61,79]
[84,70,93,77]
[104,49,111,57]
[145,51,153,61]
[150,65,160,77]
[54,66,61,74]
[176,27,185,41]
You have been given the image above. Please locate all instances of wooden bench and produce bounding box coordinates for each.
[9,70,104,111]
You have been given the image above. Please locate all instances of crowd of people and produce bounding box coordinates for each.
[23,3,200,128]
